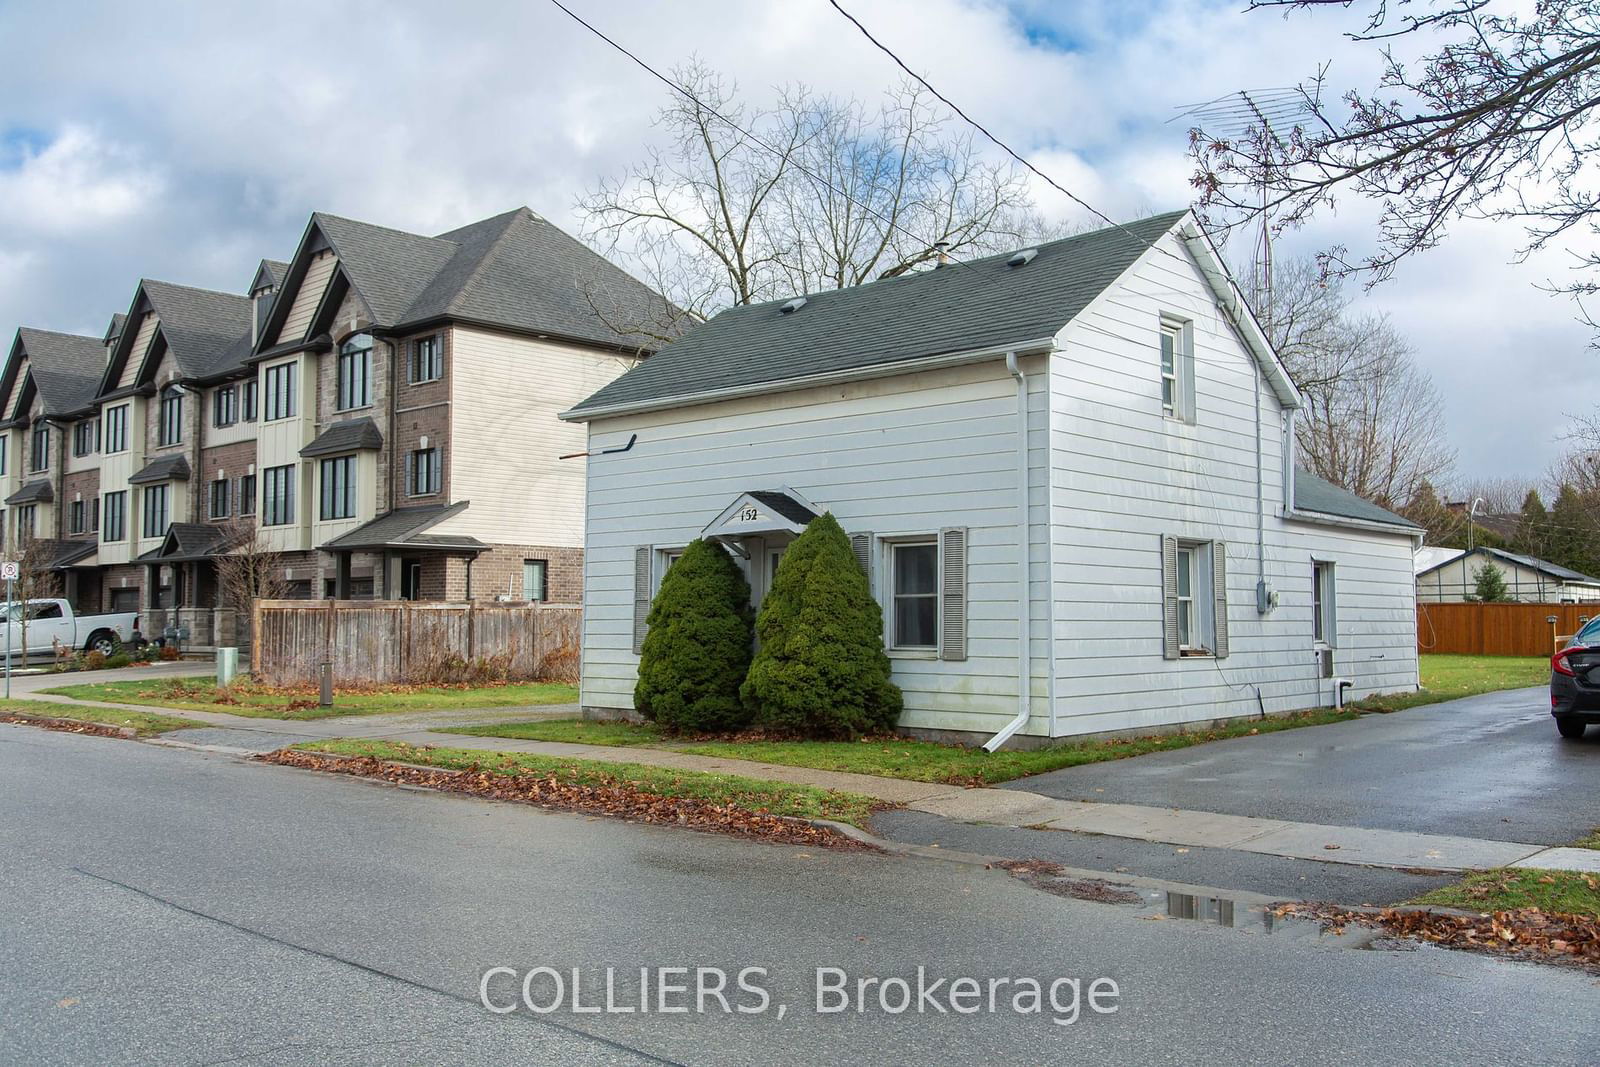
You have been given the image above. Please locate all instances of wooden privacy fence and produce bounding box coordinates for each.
[251,600,582,686]
[1417,602,1600,657]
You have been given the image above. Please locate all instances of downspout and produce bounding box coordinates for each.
[984,352,1031,752]
[1255,367,1265,611]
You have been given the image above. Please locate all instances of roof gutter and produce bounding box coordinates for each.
[1285,507,1425,545]
[560,337,1057,423]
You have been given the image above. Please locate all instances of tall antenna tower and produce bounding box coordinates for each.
[1173,88,1319,330]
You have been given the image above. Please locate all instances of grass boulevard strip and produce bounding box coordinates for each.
[266,739,883,846]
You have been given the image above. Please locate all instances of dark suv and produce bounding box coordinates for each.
[1549,617,1600,739]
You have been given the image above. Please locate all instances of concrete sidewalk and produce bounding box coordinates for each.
[17,688,1592,873]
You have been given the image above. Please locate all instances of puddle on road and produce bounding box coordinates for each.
[1147,890,1382,949]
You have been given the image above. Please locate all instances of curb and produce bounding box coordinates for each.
[0,712,138,739]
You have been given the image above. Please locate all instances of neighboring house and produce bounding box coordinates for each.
[0,206,674,642]
[1415,545,1600,603]
[563,211,1424,746]
[0,326,113,608]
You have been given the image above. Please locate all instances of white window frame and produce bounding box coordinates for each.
[654,547,685,593]
[885,535,940,655]
[1313,560,1336,646]
[1176,541,1216,655]
[1159,316,1195,423]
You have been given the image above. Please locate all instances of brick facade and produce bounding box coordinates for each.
[61,469,100,540]
[440,544,583,603]
[198,441,257,524]
[391,326,452,508]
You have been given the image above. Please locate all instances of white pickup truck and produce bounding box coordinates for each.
[2,599,142,659]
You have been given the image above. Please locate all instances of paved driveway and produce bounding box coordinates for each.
[1006,686,1599,845]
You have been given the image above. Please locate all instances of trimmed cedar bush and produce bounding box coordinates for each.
[742,513,902,738]
[635,538,755,732]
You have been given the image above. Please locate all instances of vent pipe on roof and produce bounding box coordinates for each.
[934,241,952,268]
[779,297,807,314]
[1007,249,1038,268]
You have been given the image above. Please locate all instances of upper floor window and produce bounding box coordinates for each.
[16,504,36,542]
[406,448,441,496]
[70,499,85,535]
[102,491,126,543]
[29,423,48,473]
[1159,317,1194,422]
[142,483,169,538]
[72,419,99,457]
[252,285,276,341]
[242,378,258,422]
[319,455,356,520]
[103,405,129,454]
[159,385,183,446]
[0,433,11,476]
[264,361,297,421]
[262,464,295,526]
[240,473,256,516]
[214,385,237,428]
[409,335,443,383]
[337,335,373,411]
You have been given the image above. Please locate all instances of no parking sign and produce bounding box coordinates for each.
[0,562,17,581]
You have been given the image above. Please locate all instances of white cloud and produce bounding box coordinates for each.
[0,125,162,234]
[0,0,1582,479]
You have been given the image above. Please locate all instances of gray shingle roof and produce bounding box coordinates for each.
[5,480,53,504]
[1293,468,1420,530]
[321,502,470,551]
[141,280,253,380]
[288,207,676,354]
[129,453,192,484]
[748,491,818,525]
[136,522,233,562]
[566,211,1188,416]
[16,328,105,415]
[300,416,383,458]
[1479,546,1600,585]
[46,540,99,569]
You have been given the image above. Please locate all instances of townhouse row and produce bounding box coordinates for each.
[0,206,671,643]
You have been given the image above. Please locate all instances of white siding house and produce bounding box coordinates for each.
[1416,546,1600,603]
[563,212,1423,746]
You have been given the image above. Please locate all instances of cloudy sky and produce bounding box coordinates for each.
[0,0,1585,485]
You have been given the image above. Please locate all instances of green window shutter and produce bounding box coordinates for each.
[1162,535,1180,660]
[1212,540,1230,659]
[632,546,652,654]
[939,526,967,662]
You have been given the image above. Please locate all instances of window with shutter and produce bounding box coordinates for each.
[850,532,873,579]
[1161,535,1180,659]
[1212,540,1230,659]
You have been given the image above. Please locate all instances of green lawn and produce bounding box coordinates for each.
[40,677,579,721]
[439,653,1550,786]
[0,699,199,737]
[296,739,878,826]
[450,717,665,746]
[1412,868,1600,921]
[1352,653,1547,712]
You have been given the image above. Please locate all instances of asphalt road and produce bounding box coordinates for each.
[1006,687,1598,845]
[2,725,1595,1066]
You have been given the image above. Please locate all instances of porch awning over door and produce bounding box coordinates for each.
[701,490,820,543]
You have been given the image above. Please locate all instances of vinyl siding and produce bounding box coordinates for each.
[435,327,632,547]
[1046,227,1416,736]
[1417,553,1600,603]
[119,313,158,389]
[275,251,336,346]
[576,358,1048,737]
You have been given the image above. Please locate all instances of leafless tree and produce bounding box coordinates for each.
[1454,476,1541,515]
[212,519,288,643]
[579,61,1054,323]
[9,537,61,665]
[1191,1,1600,302]
[1253,256,1456,506]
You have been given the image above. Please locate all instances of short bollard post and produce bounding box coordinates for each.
[320,660,334,707]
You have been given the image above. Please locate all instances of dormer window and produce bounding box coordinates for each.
[251,284,277,344]
[29,423,48,473]
[337,334,373,411]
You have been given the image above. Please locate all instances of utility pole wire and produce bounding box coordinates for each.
[824,0,1189,270]
[548,0,1028,297]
